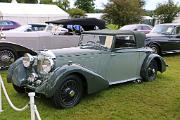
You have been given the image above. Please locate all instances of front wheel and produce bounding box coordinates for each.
[52,75,83,109]
[13,84,25,93]
[0,49,16,69]
[149,44,160,55]
[143,60,158,82]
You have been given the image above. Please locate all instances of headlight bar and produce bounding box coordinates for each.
[22,53,34,68]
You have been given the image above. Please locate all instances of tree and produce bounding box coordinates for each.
[67,8,85,18]
[17,0,37,3]
[103,0,144,27]
[54,0,70,11]
[74,0,95,13]
[155,0,180,23]
[0,0,11,2]
[40,0,52,4]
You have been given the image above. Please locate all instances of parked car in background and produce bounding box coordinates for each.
[0,18,106,69]
[46,18,106,35]
[0,20,20,31]
[120,24,153,34]
[10,23,47,32]
[146,23,180,54]
[7,29,166,108]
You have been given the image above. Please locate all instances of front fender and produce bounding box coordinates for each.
[43,64,109,98]
[141,53,167,79]
[0,42,37,56]
[7,58,27,86]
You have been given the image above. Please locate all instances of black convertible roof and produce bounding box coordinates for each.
[45,18,106,30]
[83,29,146,48]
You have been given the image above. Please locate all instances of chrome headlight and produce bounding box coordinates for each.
[41,58,54,74]
[22,53,34,68]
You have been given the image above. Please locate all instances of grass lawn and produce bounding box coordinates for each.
[0,54,180,120]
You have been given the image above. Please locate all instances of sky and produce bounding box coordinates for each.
[69,0,179,10]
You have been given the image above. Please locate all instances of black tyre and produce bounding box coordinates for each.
[144,60,158,82]
[52,75,83,109]
[13,84,25,93]
[149,44,160,55]
[0,49,16,69]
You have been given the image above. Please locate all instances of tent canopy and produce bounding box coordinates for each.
[0,3,69,18]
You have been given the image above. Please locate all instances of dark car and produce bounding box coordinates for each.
[146,23,180,54]
[120,24,153,34]
[0,20,21,31]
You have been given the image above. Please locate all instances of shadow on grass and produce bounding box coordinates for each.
[161,53,180,57]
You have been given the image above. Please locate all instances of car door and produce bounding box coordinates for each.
[105,35,139,84]
[161,25,179,51]
[168,26,180,51]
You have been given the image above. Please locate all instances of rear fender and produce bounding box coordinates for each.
[141,53,167,78]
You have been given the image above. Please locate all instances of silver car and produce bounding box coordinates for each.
[0,24,80,69]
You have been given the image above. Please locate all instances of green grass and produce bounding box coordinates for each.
[0,54,180,120]
[106,24,119,30]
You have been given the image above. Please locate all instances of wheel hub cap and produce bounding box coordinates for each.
[69,90,75,97]
[1,55,11,62]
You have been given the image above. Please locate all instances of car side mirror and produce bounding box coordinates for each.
[176,35,180,38]
[133,28,138,31]
[26,28,32,32]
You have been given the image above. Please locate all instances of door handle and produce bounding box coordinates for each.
[110,54,116,56]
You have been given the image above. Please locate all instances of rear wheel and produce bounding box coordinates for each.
[0,49,16,69]
[52,75,83,109]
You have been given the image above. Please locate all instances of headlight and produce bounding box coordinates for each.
[41,58,54,74]
[22,53,34,68]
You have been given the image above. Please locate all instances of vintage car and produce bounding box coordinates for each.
[7,30,166,108]
[0,18,105,69]
[0,20,21,31]
[120,24,153,34]
[146,23,180,54]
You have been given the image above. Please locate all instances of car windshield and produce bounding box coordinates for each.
[79,34,114,49]
[151,25,174,34]
[11,25,31,32]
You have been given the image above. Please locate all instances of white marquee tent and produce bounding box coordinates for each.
[0,2,69,25]
[173,13,180,23]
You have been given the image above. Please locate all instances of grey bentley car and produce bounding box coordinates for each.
[7,30,166,108]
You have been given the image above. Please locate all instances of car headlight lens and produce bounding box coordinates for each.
[23,53,34,68]
[41,58,54,74]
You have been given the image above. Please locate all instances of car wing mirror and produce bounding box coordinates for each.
[176,34,180,38]
[26,28,32,32]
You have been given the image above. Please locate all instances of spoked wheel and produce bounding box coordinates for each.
[149,44,160,55]
[0,49,16,69]
[53,75,83,108]
[144,60,158,82]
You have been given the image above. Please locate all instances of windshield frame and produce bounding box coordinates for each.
[151,25,175,34]
[79,34,114,50]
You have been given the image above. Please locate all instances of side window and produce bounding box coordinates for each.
[137,26,142,30]
[142,26,151,30]
[115,35,136,48]
[0,21,8,26]
[176,26,180,34]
